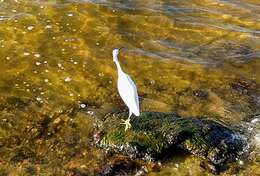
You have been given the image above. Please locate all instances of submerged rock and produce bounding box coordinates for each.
[95,111,247,174]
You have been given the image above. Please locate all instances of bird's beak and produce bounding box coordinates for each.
[119,47,124,51]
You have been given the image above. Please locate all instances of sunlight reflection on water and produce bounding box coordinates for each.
[0,0,259,175]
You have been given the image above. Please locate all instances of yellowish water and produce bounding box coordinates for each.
[0,0,259,175]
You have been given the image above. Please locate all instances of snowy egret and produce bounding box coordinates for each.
[112,48,140,131]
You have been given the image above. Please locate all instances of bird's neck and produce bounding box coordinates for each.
[113,55,124,74]
[115,60,124,74]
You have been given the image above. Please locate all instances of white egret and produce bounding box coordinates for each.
[112,48,140,131]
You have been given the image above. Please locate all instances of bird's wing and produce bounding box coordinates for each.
[125,74,140,114]
[117,73,140,116]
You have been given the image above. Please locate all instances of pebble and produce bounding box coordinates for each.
[24,52,30,56]
[80,103,86,108]
[45,25,52,29]
[64,77,72,82]
[35,61,41,66]
[36,97,42,101]
[34,53,41,58]
[27,26,34,30]
[251,118,259,124]
[87,111,94,115]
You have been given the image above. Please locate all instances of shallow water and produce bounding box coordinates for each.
[0,0,259,175]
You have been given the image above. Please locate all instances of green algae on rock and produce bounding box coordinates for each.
[97,111,247,173]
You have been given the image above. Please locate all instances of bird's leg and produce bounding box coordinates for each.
[121,111,132,131]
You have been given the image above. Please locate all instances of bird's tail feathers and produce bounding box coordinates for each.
[133,110,140,116]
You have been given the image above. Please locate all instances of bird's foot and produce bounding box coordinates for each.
[121,118,131,131]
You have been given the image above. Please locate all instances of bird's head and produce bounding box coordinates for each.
[112,48,123,62]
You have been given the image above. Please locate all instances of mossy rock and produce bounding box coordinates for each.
[96,111,246,173]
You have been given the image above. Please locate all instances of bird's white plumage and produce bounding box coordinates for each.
[112,48,140,130]
[117,73,140,116]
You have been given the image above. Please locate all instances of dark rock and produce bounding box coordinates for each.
[95,111,247,174]
[98,156,141,176]
[0,96,31,111]
[193,89,209,100]
[230,78,257,96]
